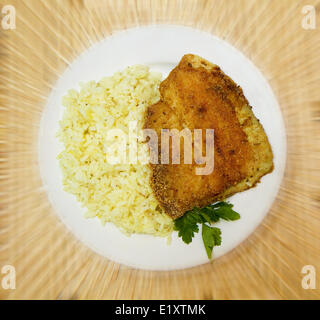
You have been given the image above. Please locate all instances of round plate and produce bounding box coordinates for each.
[38,25,286,270]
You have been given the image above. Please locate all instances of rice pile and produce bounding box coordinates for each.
[57,65,173,236]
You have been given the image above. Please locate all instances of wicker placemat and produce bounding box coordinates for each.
[0,0,319,299]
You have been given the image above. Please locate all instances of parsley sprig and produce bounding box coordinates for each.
[173,202,240,259]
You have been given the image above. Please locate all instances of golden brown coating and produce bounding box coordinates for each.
[144,54,274,219]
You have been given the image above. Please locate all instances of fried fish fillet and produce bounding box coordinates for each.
[144,54,273,219]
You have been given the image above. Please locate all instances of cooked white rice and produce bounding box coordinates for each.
[57,65,173,236]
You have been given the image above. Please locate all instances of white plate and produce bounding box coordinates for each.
[38,25,286,270]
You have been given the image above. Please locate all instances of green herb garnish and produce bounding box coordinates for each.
[173,201,240,259]
[202,224,221,259]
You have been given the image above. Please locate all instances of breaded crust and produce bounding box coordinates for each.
[144,54,274,219]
